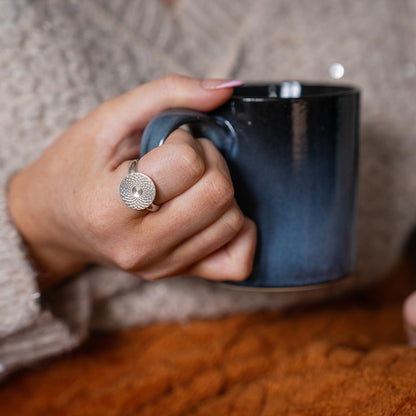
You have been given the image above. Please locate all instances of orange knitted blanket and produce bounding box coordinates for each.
[1,262,415,416]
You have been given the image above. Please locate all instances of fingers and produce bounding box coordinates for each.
[114,132,201,217]
[94,74,239,147]
[137,129,206,204]
[109,119,256,283]
[139,138,234,246]
[114,129,230,216]
[113,129,203,217]
[133,216,257,282]
[164,202,249,275]
[187,218,257,281]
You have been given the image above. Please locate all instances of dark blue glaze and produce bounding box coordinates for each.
[140,83,360,288]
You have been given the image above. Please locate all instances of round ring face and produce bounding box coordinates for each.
[119,173,156,210]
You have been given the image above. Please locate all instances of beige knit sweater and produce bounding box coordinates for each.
[1,0,415,378]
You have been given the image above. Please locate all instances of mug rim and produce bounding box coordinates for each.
[232,81,360,101]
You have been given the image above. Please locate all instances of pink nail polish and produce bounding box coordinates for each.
[202,79,244,90]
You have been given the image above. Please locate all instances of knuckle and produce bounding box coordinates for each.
[226,220,256,282]
[114,253,137,271]
[222,208,245,237]
[160,74,185,100]
[79,203,106,235]
[140,269,166,282]
[229,260,253,282]
[78,196,116,238]
[205,171,234,209]
[175,143,205,181]
[162,73,185,87]
[112,246,146,272]
[84,100,114,139]
[93,99,120,136]
[139,258,181,281]
[233,267,252,281]
[96,98,115,118]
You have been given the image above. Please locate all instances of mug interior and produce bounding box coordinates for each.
[233,82,358,100]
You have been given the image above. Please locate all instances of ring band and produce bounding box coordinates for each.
[119,161,160,211]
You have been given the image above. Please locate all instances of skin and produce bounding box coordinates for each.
[7,75,257,291]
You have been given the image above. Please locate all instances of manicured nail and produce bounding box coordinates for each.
[202,79,244,90]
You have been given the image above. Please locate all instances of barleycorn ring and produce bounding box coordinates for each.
[119,161,160,211]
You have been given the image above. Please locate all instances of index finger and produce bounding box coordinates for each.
[114,128,206,216]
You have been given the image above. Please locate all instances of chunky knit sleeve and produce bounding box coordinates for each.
[0,174,91,379]
[0,175,40,338]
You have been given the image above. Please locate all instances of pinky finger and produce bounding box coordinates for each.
[187,218,257,281]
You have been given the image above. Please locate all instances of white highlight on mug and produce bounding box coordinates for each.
[329,63,345,79]
[280,81,302,98]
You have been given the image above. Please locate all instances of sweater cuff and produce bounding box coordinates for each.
[0,172,40,337]
[0,275,90,379]
[0,173,91,378]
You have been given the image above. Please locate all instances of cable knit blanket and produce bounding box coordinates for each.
[1,261,415,416]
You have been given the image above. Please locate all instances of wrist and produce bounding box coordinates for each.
[7,169,88,290]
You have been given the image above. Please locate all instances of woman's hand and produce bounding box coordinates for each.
[8,75,256,290]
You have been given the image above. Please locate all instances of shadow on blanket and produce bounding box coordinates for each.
[0,259,415,416]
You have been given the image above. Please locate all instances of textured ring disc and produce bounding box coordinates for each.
[119,173,156,210]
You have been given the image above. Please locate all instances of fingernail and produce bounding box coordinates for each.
[202,79,244,90]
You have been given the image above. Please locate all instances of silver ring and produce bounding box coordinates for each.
[119,161,160,211]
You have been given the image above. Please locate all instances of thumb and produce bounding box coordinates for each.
[96,74,243,140]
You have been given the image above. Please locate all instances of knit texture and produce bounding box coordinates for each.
[1,0,416,376]
[0,173,39,338]
[0,264,414,415]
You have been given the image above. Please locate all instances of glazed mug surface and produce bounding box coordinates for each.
[140,82,360,289]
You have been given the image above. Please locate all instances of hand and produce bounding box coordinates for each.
[8,75,257,290]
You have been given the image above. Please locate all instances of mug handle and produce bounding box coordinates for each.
[140,108,237,158]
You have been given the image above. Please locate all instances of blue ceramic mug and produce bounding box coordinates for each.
[140,82,360,289]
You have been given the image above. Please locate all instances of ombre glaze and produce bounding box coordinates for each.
[140,83,360,288]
